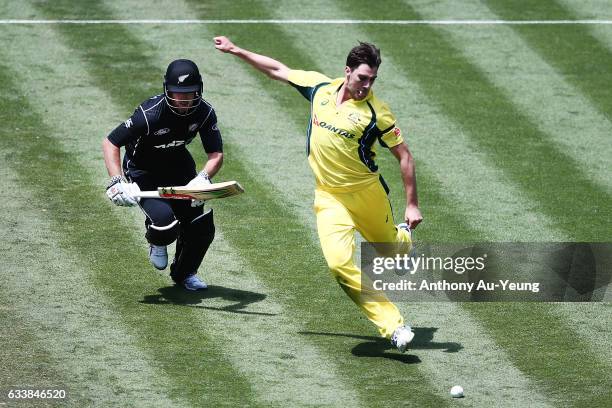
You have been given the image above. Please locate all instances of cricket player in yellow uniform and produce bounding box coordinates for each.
[214,36,423,352]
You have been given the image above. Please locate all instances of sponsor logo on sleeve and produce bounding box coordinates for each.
[393,127,402,137]
[124,118,133,128]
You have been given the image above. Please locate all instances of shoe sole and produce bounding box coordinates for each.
[149,254,167,270]
[183,285,208,291]
[151,262,167,271]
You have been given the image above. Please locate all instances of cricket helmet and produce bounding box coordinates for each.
[163,59,203,116]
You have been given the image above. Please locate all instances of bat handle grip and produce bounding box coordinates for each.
[133,191,161,198]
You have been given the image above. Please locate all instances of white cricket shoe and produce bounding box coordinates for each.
[182,274,208,291]
[391,325,415,353]
[149,244,168,270]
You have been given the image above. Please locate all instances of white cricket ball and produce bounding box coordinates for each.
[450,385,464,398]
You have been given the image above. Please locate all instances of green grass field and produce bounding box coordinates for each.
[1,1,611,406]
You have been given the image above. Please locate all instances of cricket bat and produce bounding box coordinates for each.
[135,181,244,201]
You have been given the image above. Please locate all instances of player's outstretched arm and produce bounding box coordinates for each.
[390,142,423,229]
[214,36,290,83]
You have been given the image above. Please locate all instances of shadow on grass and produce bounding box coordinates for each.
[299,327,462,364]
[140,284,275,316]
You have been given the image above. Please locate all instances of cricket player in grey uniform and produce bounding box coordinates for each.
[102,59,223,291]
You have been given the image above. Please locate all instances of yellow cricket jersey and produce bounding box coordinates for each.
[287,70,404,193]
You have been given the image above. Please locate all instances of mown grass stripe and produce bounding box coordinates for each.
[0,164,180,408]
[0,22,257,407]
[6,19,612,25]
[484,0,612,124]
[553,302,612,365]
[481,0,611,20]
[29,0,362,405]
[411,0,612,193]
[559,0,612,52]
[558,0,612,20]
[464,302,612,407]
[410,0,612,368]
[0,204,74,408]
[392,2,612,241]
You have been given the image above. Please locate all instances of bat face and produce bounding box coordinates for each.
[158,181,244,201]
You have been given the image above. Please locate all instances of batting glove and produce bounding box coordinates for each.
[106,175,140,207]
[186,171,211,207]
[186,170,211,188]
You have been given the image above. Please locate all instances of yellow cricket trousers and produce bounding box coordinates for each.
[314,179,412,338]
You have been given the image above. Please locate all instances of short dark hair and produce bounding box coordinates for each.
[346,42,381,69]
